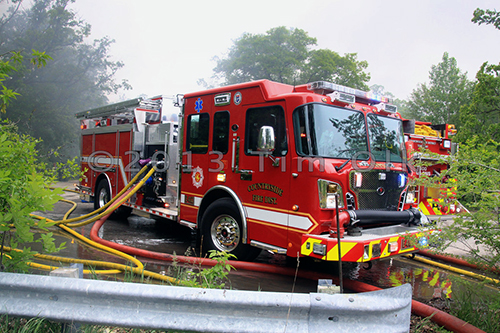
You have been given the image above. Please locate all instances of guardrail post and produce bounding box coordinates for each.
[49,266,83,333]
[317,279,341,294]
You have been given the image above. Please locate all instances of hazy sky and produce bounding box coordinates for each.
[70,0,500,102]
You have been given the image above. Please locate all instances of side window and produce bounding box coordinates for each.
[245,106,287,157]
[292,106,310,156]
[186,113,209,154]
[213,111,230,154]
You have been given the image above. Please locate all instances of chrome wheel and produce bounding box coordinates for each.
[98,186,109,208]
[210,214,241,252]
[94,179,110,210]
[202,198,261,261]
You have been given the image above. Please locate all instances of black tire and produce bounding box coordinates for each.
[94,179,111,210]
[94,179,132,218]
[201,198,260,261]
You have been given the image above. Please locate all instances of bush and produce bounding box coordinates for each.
[0,121,66,272]
[413,137,500,271]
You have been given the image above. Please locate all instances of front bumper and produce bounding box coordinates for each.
[301,225,434,262]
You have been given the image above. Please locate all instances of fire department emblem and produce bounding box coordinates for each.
[192,166,204,188]
[234,92,242,105]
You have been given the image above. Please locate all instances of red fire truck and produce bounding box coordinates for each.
[402,120,463,216]
[76,80,432,262]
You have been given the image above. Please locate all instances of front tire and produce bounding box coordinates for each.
[201,198,260,261]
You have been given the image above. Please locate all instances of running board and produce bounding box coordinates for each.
[250,240,287,254]
[124,203,178,220]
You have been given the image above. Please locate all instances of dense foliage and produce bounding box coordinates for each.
[213,26,370,90]
[458,62,500,142]
[472,8,500,30]
[417,139,500,269]
[0,121,66,272]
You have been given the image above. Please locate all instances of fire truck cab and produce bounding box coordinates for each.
[76,80,432,263]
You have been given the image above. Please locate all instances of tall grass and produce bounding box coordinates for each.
[0,316,59,332]
[448,278,500,333]
[0,316,173,332]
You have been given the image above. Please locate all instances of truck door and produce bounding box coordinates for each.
[239,104,291,252]
[181,111,210,223]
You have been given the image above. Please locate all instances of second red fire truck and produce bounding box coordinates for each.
[76,80,432,263]
[403,120,463,216]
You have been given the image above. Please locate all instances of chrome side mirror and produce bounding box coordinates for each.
[257,126,275,154]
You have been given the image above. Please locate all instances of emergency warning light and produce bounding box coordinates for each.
[307,81,392,105]
[441,139,451,149]
[332,91,355,104]
[398,173,407,188]
[375,102,398,114]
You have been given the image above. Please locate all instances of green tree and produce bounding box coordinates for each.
[472,8,500,30]
[0,1,84,272]
[458,62,500,142]
[213,26,370,90]
[0,0,130,162]
[1,50,52,113]
[406,52,473,126]
[300,49,370,89]
[459,8,500,142]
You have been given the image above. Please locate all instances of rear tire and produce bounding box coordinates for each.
[201,198,260,261]
[94,179,111,210]
[94,178,132,218]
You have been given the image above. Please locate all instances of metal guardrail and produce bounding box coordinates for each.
[0,272,412,332]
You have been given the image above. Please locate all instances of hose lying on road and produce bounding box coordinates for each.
[405,253,500,285]
[4,164,181,284]
[418,249,500,275]
[4,161,487,333]
[89,202,487,333]
[341,278,486,333]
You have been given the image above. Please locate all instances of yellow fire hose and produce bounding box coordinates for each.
[54,163,152,227]
[5,162,499,288]
[2,164,181,285]
[405,254,500,285]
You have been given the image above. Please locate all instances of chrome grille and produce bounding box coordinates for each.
[349,170,405,210]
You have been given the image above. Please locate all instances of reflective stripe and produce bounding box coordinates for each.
[245,206,313,231]
[326,243,358,261]
[301,234,421,262]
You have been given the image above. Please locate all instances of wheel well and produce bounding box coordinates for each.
[197,186,248,243]
[94,173,111,197]
[197,189,231,225]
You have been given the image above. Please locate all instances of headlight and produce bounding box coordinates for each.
[318,179,344,209]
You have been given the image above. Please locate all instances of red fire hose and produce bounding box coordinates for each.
[88,211,485,333]
[419,249,500,275]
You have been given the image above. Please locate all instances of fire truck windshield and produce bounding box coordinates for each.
[293,104,406,163]
[293,104,369,160]
[367,113,406,163]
